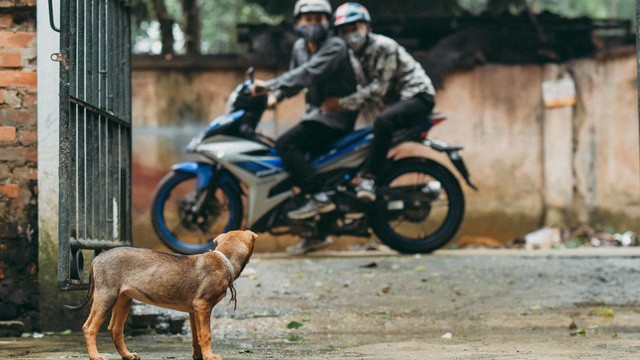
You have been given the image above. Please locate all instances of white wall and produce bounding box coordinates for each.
[37,0,60,240]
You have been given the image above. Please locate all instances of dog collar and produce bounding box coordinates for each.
[213,249,235,279]
[213,249,238,310]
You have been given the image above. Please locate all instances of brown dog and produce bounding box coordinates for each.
[66,230,257,360]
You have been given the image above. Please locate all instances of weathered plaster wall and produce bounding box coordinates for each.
[131,53,640,249]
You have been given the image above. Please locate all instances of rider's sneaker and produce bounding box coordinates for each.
[286,236,334,255]
[355,178,376,202]
[287,192,336,220]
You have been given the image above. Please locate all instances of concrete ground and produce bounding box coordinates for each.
[2,247,640,359]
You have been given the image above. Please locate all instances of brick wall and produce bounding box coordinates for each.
[0,1,38,334]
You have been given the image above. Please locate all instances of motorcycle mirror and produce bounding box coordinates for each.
[247,67,255,83]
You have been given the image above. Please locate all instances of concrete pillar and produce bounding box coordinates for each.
[541,66,575,226]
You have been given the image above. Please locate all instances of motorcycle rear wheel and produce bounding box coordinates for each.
[151,170,243,254]
[371,158,465,254]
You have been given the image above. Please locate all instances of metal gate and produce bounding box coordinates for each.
[55,0,132,290]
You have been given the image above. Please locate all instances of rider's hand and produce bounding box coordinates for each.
[321,97,341,112]
[267,95,278,109]
[250,79,268,96]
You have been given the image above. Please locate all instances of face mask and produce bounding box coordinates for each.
[342,30,367,52]
[294,23,329,44]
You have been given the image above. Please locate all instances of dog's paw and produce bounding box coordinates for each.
[203,354,222,360]
[123,352,141,360]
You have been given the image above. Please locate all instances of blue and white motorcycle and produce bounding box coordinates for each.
[151,69,476,255]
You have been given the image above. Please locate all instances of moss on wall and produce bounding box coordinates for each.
[38,230,86,331]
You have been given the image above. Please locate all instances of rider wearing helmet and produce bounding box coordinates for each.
[322,2,436,202]
[251,0,359,254]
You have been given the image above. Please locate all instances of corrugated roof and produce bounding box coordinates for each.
[458,0,636,21]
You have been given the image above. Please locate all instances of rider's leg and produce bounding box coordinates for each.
[363,93,435,177]
[356,93,435,201]
[276,121,347,219]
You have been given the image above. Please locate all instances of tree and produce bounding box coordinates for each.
[131,0,280,55]
[150,0,175,56]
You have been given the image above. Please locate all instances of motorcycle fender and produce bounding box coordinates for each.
[423,138,478,190]
[171,162,213,191]
[448,152,478,191]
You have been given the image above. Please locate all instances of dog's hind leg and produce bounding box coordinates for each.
[83,290,118,360]
[189,312,203,360]
[108,294,139,360]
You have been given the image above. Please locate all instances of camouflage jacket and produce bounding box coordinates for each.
[338,33,436,112]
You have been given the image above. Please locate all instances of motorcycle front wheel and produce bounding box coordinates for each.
[371,158,465,254]
[151,170,243,254]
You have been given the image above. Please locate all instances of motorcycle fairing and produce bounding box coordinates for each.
[233,158,285,178]
[312,128,373,172]
[187,110,246,151]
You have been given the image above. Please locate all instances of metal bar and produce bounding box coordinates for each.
[637,0,640,170]
[124,3,133,243]
[69,237,131,249]
[57,0,71,290]
[98,0,108,242]
[69,96,129,126]
[48,0,60,32]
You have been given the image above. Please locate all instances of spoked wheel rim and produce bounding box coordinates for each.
[152,171,242,254]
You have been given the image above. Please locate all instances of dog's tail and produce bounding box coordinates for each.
[63,269,94,311]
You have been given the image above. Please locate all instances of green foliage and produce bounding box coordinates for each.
[456,0,636,19]
[199,0,282,53]
[132,0,281,54]
[286,320,304,329]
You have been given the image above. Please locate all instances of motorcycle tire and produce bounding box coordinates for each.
[371,157,465,254]
[151,170,243,254]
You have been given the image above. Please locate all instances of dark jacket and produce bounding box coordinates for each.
[266,36,358,132]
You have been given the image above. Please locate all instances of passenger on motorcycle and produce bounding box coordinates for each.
[322,2,437,202]
[250,0,359,253]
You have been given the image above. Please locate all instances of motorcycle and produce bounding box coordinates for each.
[151,68,476,255]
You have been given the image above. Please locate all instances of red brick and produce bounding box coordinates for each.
[0,183,20,198]
[17,129,35,145]
[20,89,35,106]
[6,109,35,124]
[0,91,4,104]
[0,70,36,87]
[0,164,10,178]
[0,14,12,28]
[0,52,21,68]
[0,31,35,48]
[13,165,37,180]
[0,146,36,162]
[15,0,37,6]
[0,126,16,142]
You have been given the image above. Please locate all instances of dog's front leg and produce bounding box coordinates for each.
[189,312,203,360]
[193,300,221,360]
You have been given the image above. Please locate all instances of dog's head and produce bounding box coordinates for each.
[213,230,258,258]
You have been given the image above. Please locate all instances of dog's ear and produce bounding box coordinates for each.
[246,230,258,240]
[213,232,226,245]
